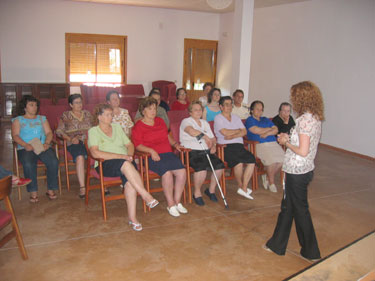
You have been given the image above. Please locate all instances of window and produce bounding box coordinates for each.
[65,33,127,84]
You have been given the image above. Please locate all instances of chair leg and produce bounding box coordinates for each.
[5,198,28,260]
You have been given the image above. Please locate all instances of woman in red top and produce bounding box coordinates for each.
[132,97,188,217]
[171,88,190,111]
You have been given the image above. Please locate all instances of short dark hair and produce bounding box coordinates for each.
[68,94,83,105]
[219,96,232,106]
[176,87,186,99]
[232,89,244,97]
[278,102,292,113]
[149,88,160,96]
[207,88,221,103]
[106,90,120,101]
[249,100,264,115]
[138,97,158,117]
[148,89,161,97]
[92,104,113,126]
[17,95,40,116]
[203,82,214,90]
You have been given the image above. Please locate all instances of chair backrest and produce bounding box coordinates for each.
[0,176,12,201]
[208,121,215,137]
[167,110,189,125]
[122,84,145,97]
[169,122,181,144]
[165,83,177,104]
[39,105,70,131]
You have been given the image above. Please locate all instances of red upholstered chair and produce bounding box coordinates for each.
[165,83,177,105]
[167,110,189,126]
[0,176,28,260]
[84,141,146,221]
[39,104,70,131]
[122,84,145,97]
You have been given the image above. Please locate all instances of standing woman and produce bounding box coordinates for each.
[106,90,134,137]
[56,94,92,198]
[265,81,324,261]
[203,88,221,121]
[171,88,190,111]
[11,95,59,203]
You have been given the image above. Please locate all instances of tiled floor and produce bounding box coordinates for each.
[0,123,374,281]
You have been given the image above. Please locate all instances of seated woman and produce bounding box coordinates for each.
[179,101,224,206]
[56,94,92,198]
[132,97,187,217]
[214,96,255,200]
[198,82,213,107]
[134,90,169,129]
[171,88,189,111]
[245,100,284,193]
[88,104,159,231]
[106,90,134,137]
[11,95,59,203]
[203,88,222,122]
[0,165,31,187]
[272,102,295,135]
[150,88,170,112]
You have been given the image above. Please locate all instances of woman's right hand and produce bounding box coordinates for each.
[123,155,133,161]
[24,143,34,151]
[150,150,160,161]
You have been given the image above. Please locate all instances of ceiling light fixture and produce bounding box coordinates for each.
[206,0,233,10]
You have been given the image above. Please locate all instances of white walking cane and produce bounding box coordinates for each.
[196,134,229,209]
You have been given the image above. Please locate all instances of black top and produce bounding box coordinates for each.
[160,100,170,112]
[272,114,295,134]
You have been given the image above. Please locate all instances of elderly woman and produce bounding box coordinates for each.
[106,90,134,137]
[171,88,189,111]
[56,94,92,198]
[132,97,187,217]
[11,95,59,203]
[88,104,159,231]
[273,102,296,135]
[203,88,222,122]
[245,101,284,193]
[134,89,169,129]
[214,96,255,200]
[265,81,324,261]
[179,101,224,206]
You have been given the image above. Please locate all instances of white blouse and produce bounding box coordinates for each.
[283,113,321,174]
[179,117,214,150]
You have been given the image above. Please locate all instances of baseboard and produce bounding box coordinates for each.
[319,143,374,162]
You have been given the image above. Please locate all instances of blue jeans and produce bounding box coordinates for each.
[0,165,12,179]
[17,148,59,192]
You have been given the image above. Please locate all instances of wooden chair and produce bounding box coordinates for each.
[84,141,146,221]
[13,142,62,200]
[55,136,76,192]
[0,176,28,260]
[243,139,284,190]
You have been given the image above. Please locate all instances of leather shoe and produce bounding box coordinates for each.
[204,188,218,202]
[193,195,205,206]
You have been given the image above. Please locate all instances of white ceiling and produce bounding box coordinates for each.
[71,0,311,13]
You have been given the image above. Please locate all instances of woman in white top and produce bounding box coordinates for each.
[265,81,324,261]
[180,101,224,206]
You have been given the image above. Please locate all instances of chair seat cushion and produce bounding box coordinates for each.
[0,209,12,228]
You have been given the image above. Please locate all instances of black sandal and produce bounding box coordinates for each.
[79,187,86,199]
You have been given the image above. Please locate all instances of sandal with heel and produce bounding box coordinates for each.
[128,221,143,231]
[146,199,159,208]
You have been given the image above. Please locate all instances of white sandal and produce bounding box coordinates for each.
[128,221,142,231]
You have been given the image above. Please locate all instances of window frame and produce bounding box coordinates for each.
[65,33,127,86]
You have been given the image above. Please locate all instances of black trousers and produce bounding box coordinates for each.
[266,171,321,259]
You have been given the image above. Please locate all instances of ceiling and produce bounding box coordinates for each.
[71,0,311,13]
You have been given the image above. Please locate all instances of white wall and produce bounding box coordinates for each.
[250,0,375,157]
[0,0,219,93]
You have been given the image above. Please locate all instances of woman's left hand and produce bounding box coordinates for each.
[277,133,289,145]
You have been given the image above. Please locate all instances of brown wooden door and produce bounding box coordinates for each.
[183,39,218,102]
